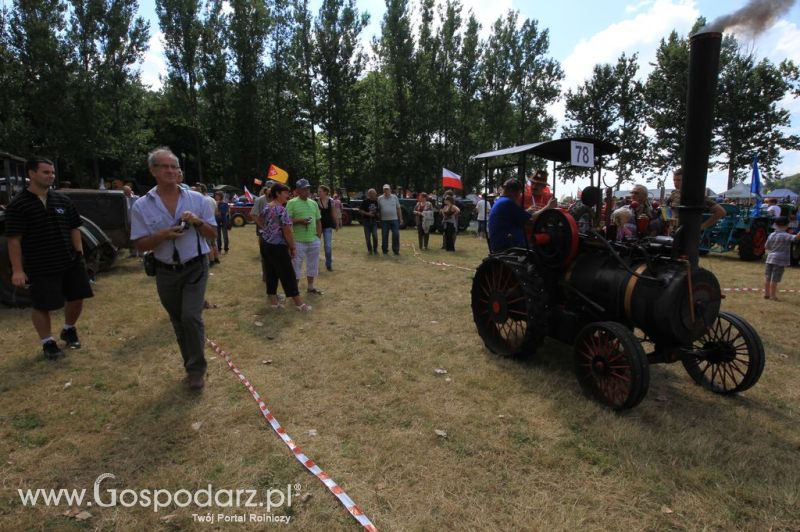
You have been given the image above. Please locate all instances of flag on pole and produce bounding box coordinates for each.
[254,177,263,186]
[442,168,463,189]
[243,185,254,203]
[268,164,289,184]
[750,154,761,217]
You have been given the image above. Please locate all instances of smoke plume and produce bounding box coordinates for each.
[704,0,795,35]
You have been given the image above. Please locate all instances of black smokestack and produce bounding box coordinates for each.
[704,0,795,35]
[677,31,722,268]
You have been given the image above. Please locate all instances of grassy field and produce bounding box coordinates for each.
[1,225,798,530]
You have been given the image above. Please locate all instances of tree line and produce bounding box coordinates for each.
[1,0,798,193]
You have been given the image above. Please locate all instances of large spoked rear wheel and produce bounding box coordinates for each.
[738,220,768,261]
[471,253,548,358]
[681,311,765,395]
[790,239,800,267]
[574,322,650,410]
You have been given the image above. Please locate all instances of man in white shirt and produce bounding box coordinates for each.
[766,198,782,218]
[377,184,403,255]
[130,147,217,390]
[475,194,489,239]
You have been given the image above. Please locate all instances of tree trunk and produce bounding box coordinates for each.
[727,164,735,191]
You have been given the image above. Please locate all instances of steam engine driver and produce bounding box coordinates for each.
[488,178,557,253]
[667,167,725,233]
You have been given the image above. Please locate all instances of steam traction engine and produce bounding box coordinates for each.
[470,31,765,410]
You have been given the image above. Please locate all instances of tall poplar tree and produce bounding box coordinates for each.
[314,0,368,189]
[156,0,204,181]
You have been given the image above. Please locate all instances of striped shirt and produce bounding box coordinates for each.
[765,230,796,267]
[4,189,82,275]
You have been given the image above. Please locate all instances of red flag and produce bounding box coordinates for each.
[254,177,263,186]
[243,185,254,203]
[442,168,463,190]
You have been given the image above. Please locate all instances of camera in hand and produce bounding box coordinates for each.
[176,220,190,232]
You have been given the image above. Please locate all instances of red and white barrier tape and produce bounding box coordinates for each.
[206,338,377,531]
[722,287,799,294]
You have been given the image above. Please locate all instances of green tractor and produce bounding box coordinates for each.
[698,203,793,262]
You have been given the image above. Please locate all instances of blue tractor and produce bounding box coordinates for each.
[698,204,772,261]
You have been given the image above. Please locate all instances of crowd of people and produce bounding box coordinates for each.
[6,149,799,391]
[484,168,797,256]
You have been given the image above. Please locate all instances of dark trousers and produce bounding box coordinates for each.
[260,240,300,297]
[444,223,456,251]
[216,219,229,251]
[155,258,208,376]
[417,223,430,249]
[381,219,400,254]
[363,220,378,253]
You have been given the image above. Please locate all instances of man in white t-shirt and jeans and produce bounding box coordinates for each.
[475,194,489,239]
[378,184,403,255]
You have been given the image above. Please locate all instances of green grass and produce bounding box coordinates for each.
[0,225,798,530]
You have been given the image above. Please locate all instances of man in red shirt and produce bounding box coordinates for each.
[524,170,552,212]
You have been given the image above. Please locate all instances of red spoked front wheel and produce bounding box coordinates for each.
[574,322,650,410]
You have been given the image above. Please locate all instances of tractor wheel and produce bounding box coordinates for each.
[681,311,765,395]
[790,239,800,267]
[471,251,549,358]
[738,220,768,261]
[573,322,650,410]
[231,213,247,227]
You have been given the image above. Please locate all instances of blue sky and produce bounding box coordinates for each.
[137,0,800,192]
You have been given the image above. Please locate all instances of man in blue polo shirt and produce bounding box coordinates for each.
[130,147,217,390]
[488,178,556,253]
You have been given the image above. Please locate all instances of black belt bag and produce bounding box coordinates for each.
[154,255,204,271]
[143,251,157,276]
[143,221,204,276]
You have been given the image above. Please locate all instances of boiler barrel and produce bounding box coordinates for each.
[565,253,721,344]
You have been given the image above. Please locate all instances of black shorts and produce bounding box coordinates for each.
[28,256,94,311]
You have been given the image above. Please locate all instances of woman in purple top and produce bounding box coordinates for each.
[259,183,311,311]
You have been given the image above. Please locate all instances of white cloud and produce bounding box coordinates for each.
[556,0,800,183]
[140,31,167,90]
[625,0,656,14]
[561,0,698,91]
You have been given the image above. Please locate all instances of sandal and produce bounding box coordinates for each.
[295,303,312,312]
[307,288,324,295]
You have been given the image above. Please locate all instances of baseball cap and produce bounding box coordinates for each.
[295,178,311,189]
[382,184,391,190]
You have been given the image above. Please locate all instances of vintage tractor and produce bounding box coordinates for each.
[470,31,765,410]
[698,203,773,261]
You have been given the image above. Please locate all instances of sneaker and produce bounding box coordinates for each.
[43,340,65,360]
[326,265,332,271]
[60,327,81,349]
[295,303,313,312]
